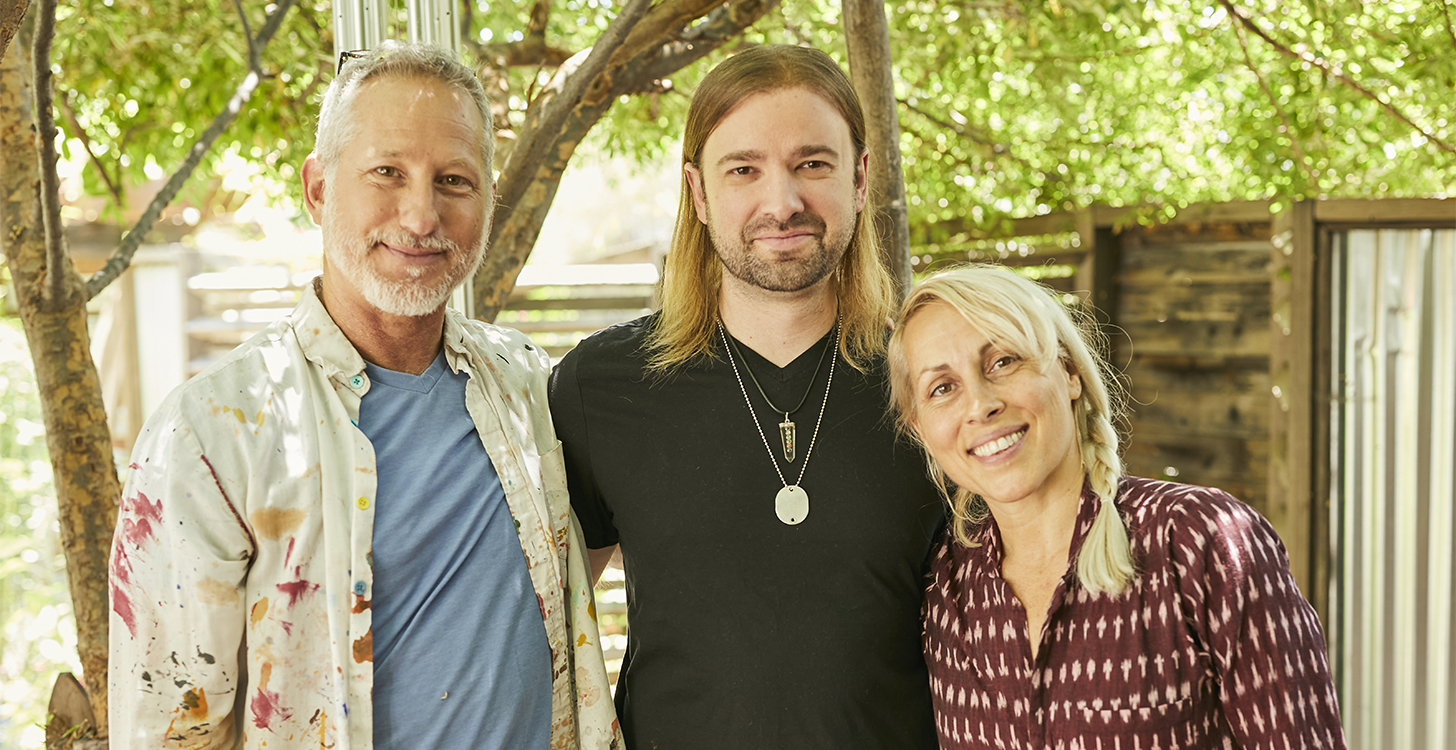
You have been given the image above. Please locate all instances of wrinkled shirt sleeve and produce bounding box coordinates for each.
[1173,494,1346,749]
[110,417,255,749]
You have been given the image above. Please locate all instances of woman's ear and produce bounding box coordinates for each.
[1063,358,1083,402]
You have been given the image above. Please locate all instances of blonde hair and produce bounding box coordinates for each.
[646,45,895,373]
[887,264,1136,595]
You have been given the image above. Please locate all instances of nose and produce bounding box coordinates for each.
[759,167,806,223]
[397,180,440,238]
[961,379,1005,424]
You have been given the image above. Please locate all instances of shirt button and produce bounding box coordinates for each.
[353,581,366,596]
[356,496,369,510]
[349,374,365,388]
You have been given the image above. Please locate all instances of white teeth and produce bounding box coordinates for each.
[972,429,1025,457]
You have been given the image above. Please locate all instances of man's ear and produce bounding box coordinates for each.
[481,179,498,237]
[301,153,327,225]
[853,149,870,213]
[684,163,709,225]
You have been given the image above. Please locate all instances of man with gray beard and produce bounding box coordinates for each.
[108,42,621,749]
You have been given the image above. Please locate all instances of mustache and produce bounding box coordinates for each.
[367,228,461,253]
[744,212,826,237]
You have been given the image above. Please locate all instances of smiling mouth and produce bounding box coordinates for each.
[972,428,1026,457]
[380,243,445,261]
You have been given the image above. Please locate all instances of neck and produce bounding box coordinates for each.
[718,276,838,367]
[987,475,1085,571]
[319,280,447,375]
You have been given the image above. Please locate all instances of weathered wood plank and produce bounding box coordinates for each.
[1126,366,1270,439]
[1313,197,1456,224]
[1267,200,1316,598]
[1123,430,1270,514]
[505,295,654,312]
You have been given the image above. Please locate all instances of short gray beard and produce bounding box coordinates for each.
[320,189,486,317]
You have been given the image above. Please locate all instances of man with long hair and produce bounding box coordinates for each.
[550,45,941,748]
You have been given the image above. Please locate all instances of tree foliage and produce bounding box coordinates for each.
[0,321,69,750]
[47,0,1456,233]
[872,0,1456,237]
[55,0,330,213]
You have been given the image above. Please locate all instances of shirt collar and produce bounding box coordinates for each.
[292,276,477,383]
[292,276,368,386]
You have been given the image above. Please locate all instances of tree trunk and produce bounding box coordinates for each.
[473,0,780,320]
[1,16,117,735]
[843,0,912,301]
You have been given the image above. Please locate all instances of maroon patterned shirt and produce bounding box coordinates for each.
[924,476,1346,749]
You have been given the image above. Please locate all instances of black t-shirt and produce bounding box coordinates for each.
[550,314,943,749]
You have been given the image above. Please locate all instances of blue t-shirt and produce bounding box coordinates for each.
[358,352,551,749]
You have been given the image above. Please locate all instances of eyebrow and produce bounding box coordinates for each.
[915,342,995,379]
[369,150,481,172]
[714,144,842,167]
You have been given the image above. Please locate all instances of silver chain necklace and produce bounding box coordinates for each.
[718,320,838,526]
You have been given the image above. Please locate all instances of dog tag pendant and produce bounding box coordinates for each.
[779,417,796,462]
[775,485,809,525]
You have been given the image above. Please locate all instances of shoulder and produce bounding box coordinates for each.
[1119,476,1248,519]
[134,320,308,451]
[451,314,550,375]
[163,320,306,414]
[1120,476,1284,565]
[562,313,655,363]
[553,313,657,383]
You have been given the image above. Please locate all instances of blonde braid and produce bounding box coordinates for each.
[1072,365,1136,595]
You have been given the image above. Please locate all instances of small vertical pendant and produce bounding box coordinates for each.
[779,417,797,462]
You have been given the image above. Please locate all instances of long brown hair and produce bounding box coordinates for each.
[645,45,894,373]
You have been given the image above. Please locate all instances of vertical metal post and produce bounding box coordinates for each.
[332,0,390,64]
[408,0,460,50]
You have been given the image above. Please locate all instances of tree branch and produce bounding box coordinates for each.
[492,0,652,221]
[33,0,65,305]
[1232,17,1320,191]
[1441,0,1456,52]
[1219,0,1456,155]
[900,97,1037,172]
[59,90,122,204]
[86,0,295,300]
[0,0,29,62]
[527,0,551,37]
[232,0,259,72]
[480,37,575,68]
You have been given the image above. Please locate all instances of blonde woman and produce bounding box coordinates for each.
[888,264,1345,749]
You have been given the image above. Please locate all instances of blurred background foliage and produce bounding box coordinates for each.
[0,320,71,747]
[50,0,1454,227]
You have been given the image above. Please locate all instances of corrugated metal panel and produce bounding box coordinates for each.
[1330,228,1456,750]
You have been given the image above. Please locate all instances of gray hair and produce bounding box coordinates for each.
[315,40,494,178]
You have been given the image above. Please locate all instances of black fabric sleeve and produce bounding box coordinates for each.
[549,346,620,548]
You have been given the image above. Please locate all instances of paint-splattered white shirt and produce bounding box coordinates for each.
[109,282,622,749]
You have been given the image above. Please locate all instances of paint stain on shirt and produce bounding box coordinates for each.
[250,662,294,730]
[250,597,269,628]
[352,629,373,664]
[196,576,238,606]
[250,507,306,541]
